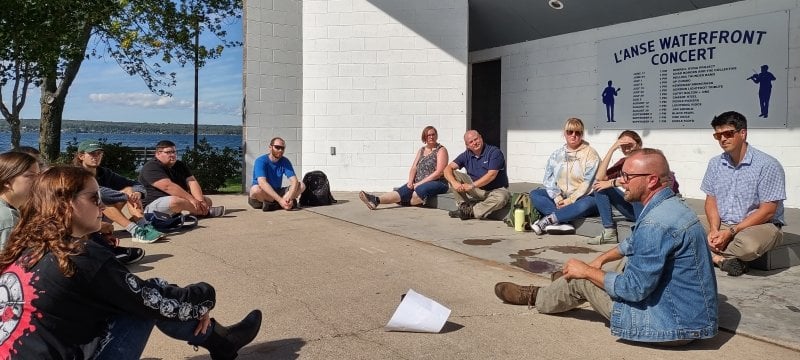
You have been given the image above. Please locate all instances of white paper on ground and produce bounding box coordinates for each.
[385,289,451,333]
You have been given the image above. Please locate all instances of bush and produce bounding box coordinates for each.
[58,137,138,177]
[181,138,241,193]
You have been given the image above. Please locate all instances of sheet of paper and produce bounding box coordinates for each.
[385,289,451,333]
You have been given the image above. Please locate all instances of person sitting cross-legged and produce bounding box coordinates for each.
[495,149,718,346]
[139,140,225,222]
[248,137,305,211]
[74,140,164,243]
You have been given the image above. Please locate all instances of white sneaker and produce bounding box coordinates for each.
[532,218,548,235]
[545,223,575,235]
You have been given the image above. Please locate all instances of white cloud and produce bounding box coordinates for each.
[88,92,241,116]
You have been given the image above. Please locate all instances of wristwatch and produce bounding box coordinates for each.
[728,226,737,236]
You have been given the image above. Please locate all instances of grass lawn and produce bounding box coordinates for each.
[216,176,244,194]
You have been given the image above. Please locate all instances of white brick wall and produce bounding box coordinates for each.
[470,0,800,208]
[301,0,468,190]
[244,0,303,187]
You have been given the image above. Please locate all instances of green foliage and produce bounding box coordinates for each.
[181,138,241,193]
[58,137,139,178]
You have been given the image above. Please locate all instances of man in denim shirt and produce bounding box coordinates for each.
[495,149,718,344]
[700,111,785,276]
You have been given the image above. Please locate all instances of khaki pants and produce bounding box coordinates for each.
[451,171,510,219]
[534,260,625,320]
[698,216,783,261]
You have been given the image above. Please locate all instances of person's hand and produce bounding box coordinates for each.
[194,312,212,336]
[555,199,566,209]
[127,191,142,204]
[707,230,731,252]
[592,180,613,192]
[588,258,603,270]
[189,198,208,214]
[562,259,591,280]
[406,181,415,190]
[280,195,293,210]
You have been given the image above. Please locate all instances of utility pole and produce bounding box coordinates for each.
[193,8,200,149]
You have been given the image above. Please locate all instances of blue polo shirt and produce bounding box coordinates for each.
[453,144,509,191]
[252,155,296,190]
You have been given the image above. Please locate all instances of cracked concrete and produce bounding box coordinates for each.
[133,195,799,359]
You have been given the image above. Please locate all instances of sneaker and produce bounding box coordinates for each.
[458,202,474,220]
[358,191,379,210]
[132,225,165,244]
[588,228,618,244]
[208,206,225,217]
[262,201,281,212]
[115,247,145,265]
[448,209,461,218]
[531,216,554,235]
[720,258,749,277]
[545,223,576,235]
[248,197,264,209]
[494,282,539,308]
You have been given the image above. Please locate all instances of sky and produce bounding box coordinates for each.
[7,17,243,126]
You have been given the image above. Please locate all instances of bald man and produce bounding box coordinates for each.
[443,130,510,220]
[494,149,718,345]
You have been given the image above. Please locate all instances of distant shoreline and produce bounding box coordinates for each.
[1,119,241,135]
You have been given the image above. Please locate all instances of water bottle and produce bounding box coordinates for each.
[514,208,525,232]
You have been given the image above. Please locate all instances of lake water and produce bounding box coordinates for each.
[0,132,242,152]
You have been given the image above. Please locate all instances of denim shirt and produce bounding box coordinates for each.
[604,188,718,342]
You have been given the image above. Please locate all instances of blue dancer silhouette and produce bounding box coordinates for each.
[601,80,620,122]
[747,65,776,118]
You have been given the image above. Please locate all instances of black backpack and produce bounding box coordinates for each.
[300,170,337,206]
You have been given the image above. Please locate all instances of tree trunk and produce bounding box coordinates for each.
[39,93,64,162]
[7,116,22,149]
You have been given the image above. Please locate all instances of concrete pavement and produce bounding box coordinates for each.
[135,194,800,359]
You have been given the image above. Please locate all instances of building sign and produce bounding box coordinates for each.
[596,12,788,129]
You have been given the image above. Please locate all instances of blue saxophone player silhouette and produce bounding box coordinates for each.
[601,80,621,122]
[747,65,776,118]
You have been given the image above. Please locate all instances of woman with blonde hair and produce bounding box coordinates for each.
[530,118,600,235]
[0,166,261,359]
[0,151,40,249]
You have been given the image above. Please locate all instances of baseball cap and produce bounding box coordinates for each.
[78,140,103,153]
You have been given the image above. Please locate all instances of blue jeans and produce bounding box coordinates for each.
[395,181,448,205]
[93,315,210,360]
[594,187,643,228]
[529,188,598,223]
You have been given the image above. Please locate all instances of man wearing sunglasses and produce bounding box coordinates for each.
[700,111,785,276]
[248,137,305,211]
[495,149,718,345]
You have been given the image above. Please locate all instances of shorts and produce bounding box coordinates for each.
[144,196,174,215]
[395,181,448,205]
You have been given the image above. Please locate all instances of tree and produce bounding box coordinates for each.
[1,0,241,161]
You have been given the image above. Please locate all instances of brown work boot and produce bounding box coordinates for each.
[494,282,539,307]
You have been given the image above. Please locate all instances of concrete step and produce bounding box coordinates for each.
[426,183,800,271]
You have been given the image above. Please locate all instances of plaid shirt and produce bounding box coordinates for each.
[701,144,785,225]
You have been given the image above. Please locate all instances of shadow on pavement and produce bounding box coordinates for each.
[184,338,306,360]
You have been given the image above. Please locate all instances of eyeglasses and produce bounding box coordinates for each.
[159,150,177,155]
[425,133,437,137]
[272,145,285,151]
[77,190,103,206]
[712,129,740,140]
[620,171,652,182]
[565,130,583,137]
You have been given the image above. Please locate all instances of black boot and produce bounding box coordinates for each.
[200,309,263,360]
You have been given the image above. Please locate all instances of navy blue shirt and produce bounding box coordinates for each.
[453,144,509,191]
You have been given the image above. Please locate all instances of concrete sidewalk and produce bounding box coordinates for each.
[136,194,799,359]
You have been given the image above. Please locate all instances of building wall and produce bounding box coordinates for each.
[301,0,468,190]
[470,0,800,207]
[243,0,303,185]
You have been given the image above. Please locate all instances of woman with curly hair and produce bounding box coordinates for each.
[0,166,261,360]
[0,151,40,250]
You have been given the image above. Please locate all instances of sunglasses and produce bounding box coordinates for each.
[565,130,583,137]
[712,129,740,140]
[620,171,651,182]
[78,190,103,206]
[272,145,285,151]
